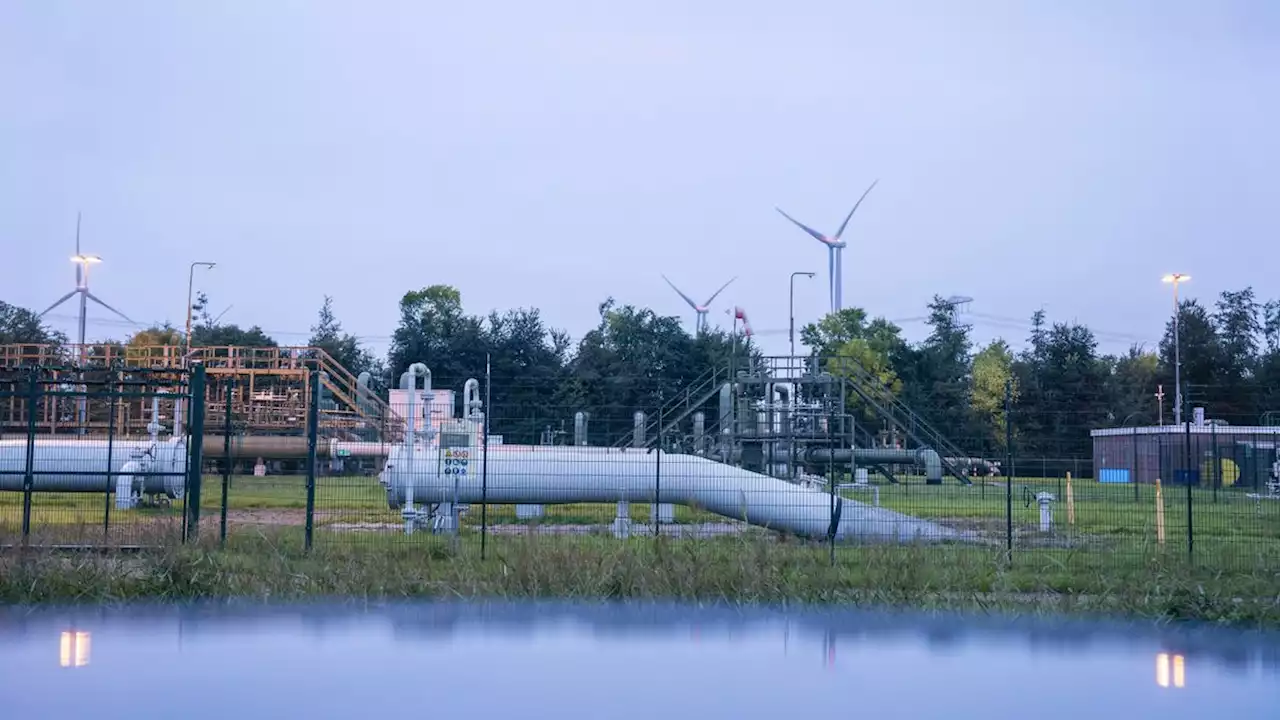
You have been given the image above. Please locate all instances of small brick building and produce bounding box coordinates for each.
[1090,425,1280,489]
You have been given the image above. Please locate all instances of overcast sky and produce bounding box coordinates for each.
[2,0,1276,359]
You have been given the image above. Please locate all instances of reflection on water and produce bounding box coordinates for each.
[1157,652,1186,689]
[57,630,90,668]
[1,601,1276,719]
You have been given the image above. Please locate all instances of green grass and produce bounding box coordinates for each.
[1,530,1276,627]
[2,473,1276,550]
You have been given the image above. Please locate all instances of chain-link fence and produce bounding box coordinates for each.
[0,363,206,548]
[4,359,1277,578]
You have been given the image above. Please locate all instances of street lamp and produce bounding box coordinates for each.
[186,262,217,357]
[790,271,816,359]
[1162,273,1190,425]
[178,261,216,437]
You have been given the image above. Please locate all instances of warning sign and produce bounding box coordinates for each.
[442,447,471,476]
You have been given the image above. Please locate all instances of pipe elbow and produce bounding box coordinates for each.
[400,363,431,391]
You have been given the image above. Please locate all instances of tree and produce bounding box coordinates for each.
[0,300,64,346]
[191,323,278,348]
[897,296,973,442]
[1213,288,1261,379]
[388,284,484,386]
[186,290,277,348]
[970,339,1016,451]
[1264,299,1280,355]
[308,295,376,379]
[127,324,183,347]
[1104,345,1160,426]
[1157,298,1221,418]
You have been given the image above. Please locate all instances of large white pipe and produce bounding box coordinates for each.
[0,438,187,499]
[379,445,966,543]
[398,363,430,533]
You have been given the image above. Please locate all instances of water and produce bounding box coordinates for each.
[0,600,1275,718]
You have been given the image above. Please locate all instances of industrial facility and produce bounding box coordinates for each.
[0,337,996,544]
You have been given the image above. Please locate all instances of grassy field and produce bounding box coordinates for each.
[1,472,1276,625]
[0,529,1277,627]
[2,472,1277,549]
[1,472,1276,574]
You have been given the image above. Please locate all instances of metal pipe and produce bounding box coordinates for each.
[400,362,429,532]
[574,411,589,446]
[464,378,482,420]
[803,447,946,485]
[379,446,966,543]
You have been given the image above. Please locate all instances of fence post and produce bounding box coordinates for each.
[1211,422,1218,503]
[1132,428,1139,502]
[220,377,234,544]
[1004,379,1013,561]
[21,369,38,544]
[480,354,491,561]
[654,392,663,538]
[304,369,320,551]
[827,392,836,567]
[103,368,119,539]
[184,365,207,543]
[1184,405,1193,562]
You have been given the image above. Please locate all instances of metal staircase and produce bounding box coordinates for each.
[611,365,729,448]
[829,357,972,485]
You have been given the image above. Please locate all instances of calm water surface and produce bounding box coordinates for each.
[0,600,1276,719]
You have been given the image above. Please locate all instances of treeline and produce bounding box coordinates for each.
[2,285,1278,456]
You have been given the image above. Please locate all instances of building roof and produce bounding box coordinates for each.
[1091,425,1280,438]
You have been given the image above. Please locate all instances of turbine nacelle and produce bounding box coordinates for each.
[775,179,878,314]
[661,274,737,333]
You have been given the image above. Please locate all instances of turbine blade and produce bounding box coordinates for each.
[661,274,700,310]
[702,276,737,306]
[775,207,830,244]
[38,291,78,317]
[834,179,879,240]
[85,291,137,325]
[75,213,83,286]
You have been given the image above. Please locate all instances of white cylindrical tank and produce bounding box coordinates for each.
[0,438,187,498]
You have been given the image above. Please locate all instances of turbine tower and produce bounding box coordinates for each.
[38,213,137,347]
[661,274,736,334]
[775,179,879,315]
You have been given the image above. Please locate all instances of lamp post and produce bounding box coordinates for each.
[185,262,216,358]
[789,271,815,359]
[179,261,216,436]
[1162,273,1190,426]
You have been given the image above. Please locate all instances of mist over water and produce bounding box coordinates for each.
[0,601,1275,719]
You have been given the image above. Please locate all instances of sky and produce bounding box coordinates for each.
[1,0,1276,360]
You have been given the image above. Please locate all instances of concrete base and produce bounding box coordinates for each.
[613,501,632,538]
[515,504,544,520]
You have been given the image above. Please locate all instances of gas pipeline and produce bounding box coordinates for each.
[0,362,973,543]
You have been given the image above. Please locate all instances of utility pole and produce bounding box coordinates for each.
[1162,274,1190,426]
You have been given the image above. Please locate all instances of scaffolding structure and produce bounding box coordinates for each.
[0,344,400,441]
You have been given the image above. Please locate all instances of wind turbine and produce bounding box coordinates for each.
[661,274,736,334]
[39,213,137,347]
[775,179,879,315]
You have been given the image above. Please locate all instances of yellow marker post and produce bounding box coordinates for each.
[1154,477,1166,546]
[1065,472,1076,525]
